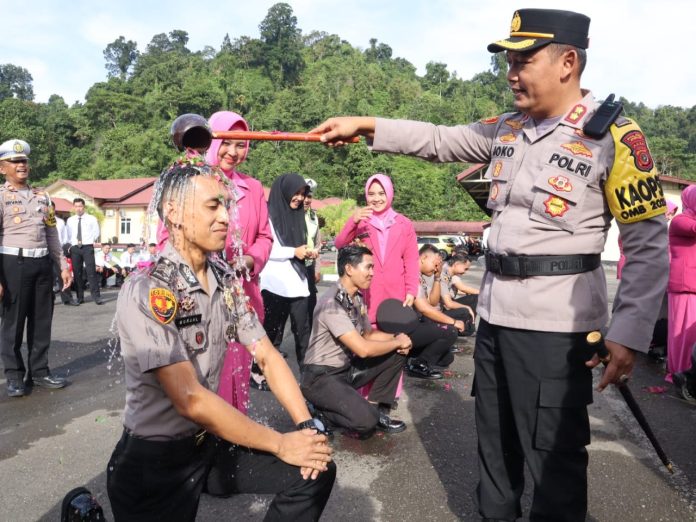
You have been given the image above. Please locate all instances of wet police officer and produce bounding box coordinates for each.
[107,161,335,522]
[311,9,668,521]
[0,139,72,397]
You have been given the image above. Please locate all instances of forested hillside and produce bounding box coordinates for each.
[1,3,694,220]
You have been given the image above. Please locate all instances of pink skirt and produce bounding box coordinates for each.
[666,292,696,382]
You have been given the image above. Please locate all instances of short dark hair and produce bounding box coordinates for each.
[127,243,135,248]
[337,244,372,277]
[418,244,439,256]
[547,43,587,76]
[148,243,156,248]
[73,197,85,205]
[447,252,471,266]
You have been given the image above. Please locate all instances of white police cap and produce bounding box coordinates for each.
[0,139,31,161]
[305,178,317,194]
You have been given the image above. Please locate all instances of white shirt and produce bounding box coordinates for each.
[66,213,101,245]
[120,251,136,269]
[259,221,309,298]
[55,217,69,245]
[95,249,118,269]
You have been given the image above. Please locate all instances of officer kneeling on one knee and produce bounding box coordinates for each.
[0,139,72,398]
[106,161,335,522]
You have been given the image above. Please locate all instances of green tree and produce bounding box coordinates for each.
[103,37,139,79]
[317,199,357,237]
[259,3,305,86]
[0,64,34,101]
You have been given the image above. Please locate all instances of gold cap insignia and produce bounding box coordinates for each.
[510,11,522,33]
[13,141,23,153]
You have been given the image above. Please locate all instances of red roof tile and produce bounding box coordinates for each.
[60,178,157,201]
[52,197,73,213]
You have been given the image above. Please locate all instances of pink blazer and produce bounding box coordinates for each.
[335,214,420,324]
[668,214,696,294]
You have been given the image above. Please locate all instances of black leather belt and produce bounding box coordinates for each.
[485,252,601,278]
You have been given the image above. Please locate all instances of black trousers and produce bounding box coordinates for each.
[306,263,318,324]
[70,245,100,301]
[262,290,310,366]
[301,352,405,434]
[454,294,478,314]
[473,319,593,522]
[409,317,457,368]
[107,430,335,522]
[0,254,54,381]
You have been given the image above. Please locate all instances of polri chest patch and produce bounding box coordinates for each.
[149,288,178,325]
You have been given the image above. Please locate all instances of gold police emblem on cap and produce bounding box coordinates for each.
[12,141,24,153]
[511,11,522,33]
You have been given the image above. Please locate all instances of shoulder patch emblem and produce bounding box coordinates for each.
[606,121,665,224]
[149,288,178,324]
[499,132,517,143]
[480,116,499,125]
[543,195,569,217]
[561,141,592,158]
[564,104,587,124]
[504,119,524,130]
[490,182,500,201]
[150,258,176,284]
[548,176,573,193]
[620,130,654,172]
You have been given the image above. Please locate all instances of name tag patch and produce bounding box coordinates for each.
[175,314,202,328]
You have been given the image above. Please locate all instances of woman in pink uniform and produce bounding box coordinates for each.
[206,111,273,412]
[667,186,696,383]
[334,173,419,324]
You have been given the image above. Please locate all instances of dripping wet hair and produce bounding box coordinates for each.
[152,162,216,222]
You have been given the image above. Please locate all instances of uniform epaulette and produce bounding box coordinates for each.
[149,257,177,285]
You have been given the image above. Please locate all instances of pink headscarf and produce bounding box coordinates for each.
[205,111,250,176]
[681,185,696,219]
[365,174,398,261]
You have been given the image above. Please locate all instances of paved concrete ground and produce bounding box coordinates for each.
[1,262,695,521]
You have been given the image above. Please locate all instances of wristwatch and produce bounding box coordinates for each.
[296,417,328,435]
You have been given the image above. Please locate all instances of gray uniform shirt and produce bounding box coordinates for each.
[118,242,266,439]
[371,91,668,351]
[0,183,67,270]
[417,273,441,311]
[304,283,372,368]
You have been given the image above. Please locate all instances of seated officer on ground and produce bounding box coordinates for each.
[107,161,335,522]
[440,252,479,317]
[301,244,412,437]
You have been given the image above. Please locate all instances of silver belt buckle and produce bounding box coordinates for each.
[195,429,207,446]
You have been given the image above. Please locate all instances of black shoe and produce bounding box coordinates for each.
[63,299,80,306]
[406,360,443,380]
[7,379,25,397]
[95,299,104,305]
[673,372,696,404]
[376,412,406,433]
[32,374,68,389]
[249,377,270,392]
[77,299,85,304]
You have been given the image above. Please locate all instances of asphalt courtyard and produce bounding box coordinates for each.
[0,261,695,521]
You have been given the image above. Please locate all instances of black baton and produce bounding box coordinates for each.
[587,331,674,474]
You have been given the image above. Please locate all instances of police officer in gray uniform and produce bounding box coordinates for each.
[107,161,335,522]
[0,140,72,397]
[311,9,669,521]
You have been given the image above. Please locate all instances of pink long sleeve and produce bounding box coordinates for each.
[334,217,359,248]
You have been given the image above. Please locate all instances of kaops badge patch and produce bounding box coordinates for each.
[149,288,178,324]
[499,133,517,143]
[543,195,569,217]
[548,176,573,193]
[561,141,593,158]
[606,119,666,224]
